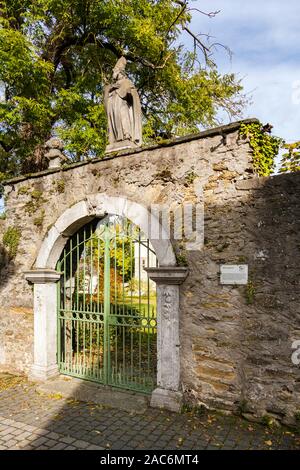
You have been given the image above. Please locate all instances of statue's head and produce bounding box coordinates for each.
[113,56,127,81]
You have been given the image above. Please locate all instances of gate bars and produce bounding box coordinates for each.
[57,215,158,393]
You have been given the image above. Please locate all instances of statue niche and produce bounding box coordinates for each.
[104,57,142,153]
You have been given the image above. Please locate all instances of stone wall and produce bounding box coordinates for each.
[181,172,300,425]
[0,118,299,424]
[0,307,33,374]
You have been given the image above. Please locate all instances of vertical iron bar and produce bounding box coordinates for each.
[57,260,61,372]
[138,231,141,385]
[76,233,79,312]
[103,224,111,385]
[147,239,150,381]
[114,222,117,384]
[90,226,93,311]
[83,227,86,312]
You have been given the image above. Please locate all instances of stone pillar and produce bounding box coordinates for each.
[24,269,61,381]
[145,267,188,412]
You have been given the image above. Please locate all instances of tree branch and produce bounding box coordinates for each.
[124,50,174,70]
[166,1,187,39]
[182,26,211,63]
[188,8,220,18]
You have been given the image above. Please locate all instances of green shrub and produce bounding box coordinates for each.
[3,226,21,258]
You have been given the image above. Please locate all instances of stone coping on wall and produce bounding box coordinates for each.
[3,118,258,187]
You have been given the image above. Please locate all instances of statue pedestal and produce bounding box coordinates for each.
[105,140,139,154]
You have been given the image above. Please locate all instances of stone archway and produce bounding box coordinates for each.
[25,193,188,411]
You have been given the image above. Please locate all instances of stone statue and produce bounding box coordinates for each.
[104,57,142,153]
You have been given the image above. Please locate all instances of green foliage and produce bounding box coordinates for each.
[88,227,133,282]
[176,251,188,267]
[0,0,245,178]
[33,209,45,227]
[240,122,283,176]
[2,226,21,258]
[24,189,46,214]
[279,142,300,173]
[155,168,173,182]
[261,415,278,429]
[54,179,65,194]
[181,403,206,417]
[245,281,256,305]
[31,189,43,200]
[17,186,29,195]
[237,399,248,415]
[295,412,300,432]
[0,172,6,197]
[184,171,198,185]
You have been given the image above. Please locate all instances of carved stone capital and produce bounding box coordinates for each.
[24,269,61,284]
[144,266,189,285]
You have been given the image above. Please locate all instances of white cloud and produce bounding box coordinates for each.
[240,64,300,141]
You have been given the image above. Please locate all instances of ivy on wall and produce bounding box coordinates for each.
[2,226,21,258]
[239,122,283,176]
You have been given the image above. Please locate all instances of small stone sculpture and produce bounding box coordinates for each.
[45,137,68,169]
[104,57,142,153]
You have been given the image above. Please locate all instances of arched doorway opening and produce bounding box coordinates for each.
[57,214,158,393]
[25,194,188,411]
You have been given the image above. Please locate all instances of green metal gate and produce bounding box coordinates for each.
[57,215,157,393]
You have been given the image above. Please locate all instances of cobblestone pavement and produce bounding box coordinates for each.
[0,374,299,450]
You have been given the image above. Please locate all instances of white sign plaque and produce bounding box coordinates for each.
[220,265,248,285]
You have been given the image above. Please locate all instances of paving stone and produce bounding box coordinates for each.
[45,431,62,440]
[5,438,18,446]
[22,425,37,433]
[72,439,90,449]
[31,436,49,447]
[60,435,76,444]
[11,428,25,436]
[1,434,15,442]
[17,439,31,448]
[87,444,105,450]
[50,442,68,450]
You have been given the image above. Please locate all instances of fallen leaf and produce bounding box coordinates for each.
[264,440,272,447]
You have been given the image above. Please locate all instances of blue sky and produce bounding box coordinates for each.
[188,0,300,143]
